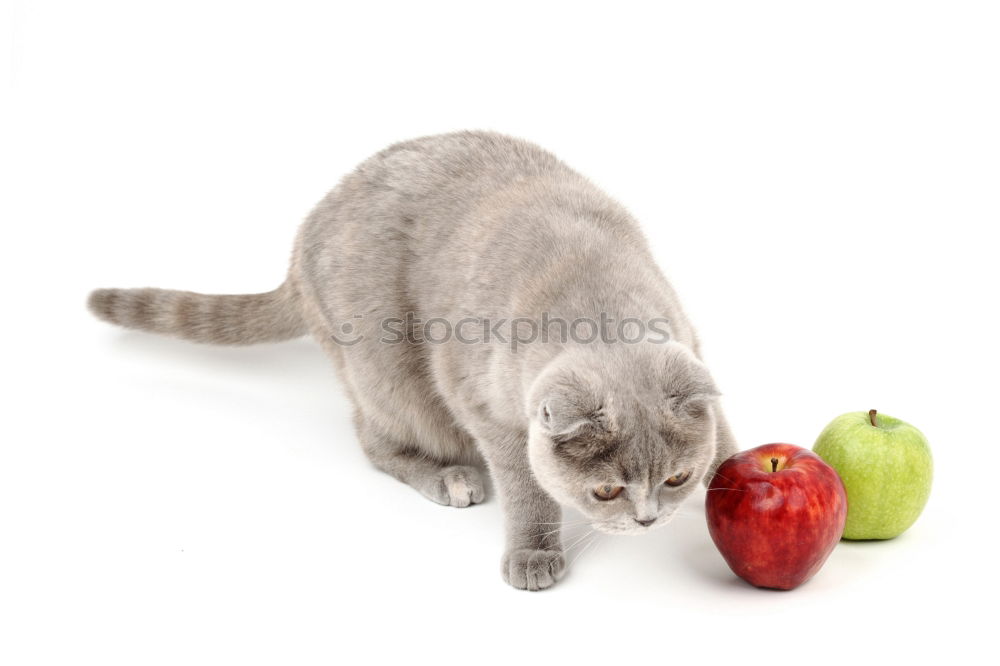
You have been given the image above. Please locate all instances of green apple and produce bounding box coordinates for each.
[813,409,932,540]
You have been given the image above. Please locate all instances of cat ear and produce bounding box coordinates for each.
[662,344,719,418]
[667,388,720,419]
[537,380,610,443]
[528,359,613,443]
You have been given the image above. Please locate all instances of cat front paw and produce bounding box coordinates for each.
[502,548,565,591]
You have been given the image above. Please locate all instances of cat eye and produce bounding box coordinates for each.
[593,484,624,501]
[665,471,692,487]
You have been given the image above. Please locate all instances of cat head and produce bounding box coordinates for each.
[526,342,719,535]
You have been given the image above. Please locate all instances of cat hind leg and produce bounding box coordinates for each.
[356,415,486,508]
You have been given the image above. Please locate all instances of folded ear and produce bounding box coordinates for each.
[662,344,720,418]
[539,395,609,443]
[532,368,611,442]
[668,390,720,420]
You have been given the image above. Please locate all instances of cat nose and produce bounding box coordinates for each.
[635,517,656,527]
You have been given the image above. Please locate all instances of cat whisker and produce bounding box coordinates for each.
[536,527,572,541]
[709,472,744,487]
[562,528,596,553]
[569,532,601,569]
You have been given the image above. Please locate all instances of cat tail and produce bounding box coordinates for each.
[87,279,306,345]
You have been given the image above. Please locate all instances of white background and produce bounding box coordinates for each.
[5,1,999,663]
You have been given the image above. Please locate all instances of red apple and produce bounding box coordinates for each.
[705,443,847,590]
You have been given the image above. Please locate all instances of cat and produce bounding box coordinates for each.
[88,131,738,591]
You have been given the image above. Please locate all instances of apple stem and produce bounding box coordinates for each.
[770,457,778,473]
[869,409,879,428]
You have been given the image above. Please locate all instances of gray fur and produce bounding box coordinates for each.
[89,131,738,591]
[88,283,305,344]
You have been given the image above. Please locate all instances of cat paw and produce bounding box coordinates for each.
[426,465,486,508]
[502,549,565,591]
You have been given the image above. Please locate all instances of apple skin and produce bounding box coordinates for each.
[706,444,847,590]
[813,410,932,540]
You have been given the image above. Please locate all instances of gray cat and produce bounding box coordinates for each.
[89,131,737,591]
